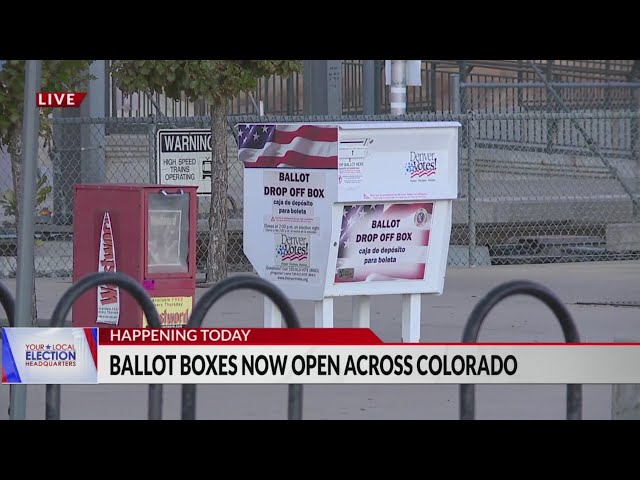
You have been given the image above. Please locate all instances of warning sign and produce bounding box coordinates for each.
[156,129,212,195]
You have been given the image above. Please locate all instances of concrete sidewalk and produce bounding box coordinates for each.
[1,260,639,420]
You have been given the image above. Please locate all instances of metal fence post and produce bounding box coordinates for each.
[287,75,294,115]
[148,117,157,183]
[389,60,407,115]
[459,280,582,420]
[10,59,42,421]
[633,86,640,222]
[451,74,461,115]
[452,74,477,267]
[45,271,162,420]
[467,113,478,268]
[374,60,383,114]
[363,60,376,115]
[181,275,303,420]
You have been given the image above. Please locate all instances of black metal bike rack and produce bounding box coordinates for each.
[0,281,15,327]
[181,275,303,420]
[459,279,582,420]
[45,271,163,420]
[1,281,15,417]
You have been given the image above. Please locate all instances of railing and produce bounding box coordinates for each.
[43,272,163,420]
[1,275,598,421]
[107,60,636,118]
[459,280,582,420]
[180,275,303,420]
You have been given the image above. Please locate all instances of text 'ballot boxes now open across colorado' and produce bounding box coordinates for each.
[241,121,461,342]
[72,184,198,328]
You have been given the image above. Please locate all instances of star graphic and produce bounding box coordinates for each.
[262,126,269,133]
[45,344,51,350]
[343,238,351,249]
[347,216,356,228]
[357,208,366,219]
[253,132,260,141]
[343,208,348,218]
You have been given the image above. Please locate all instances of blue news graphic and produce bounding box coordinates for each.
[2,328,98,384]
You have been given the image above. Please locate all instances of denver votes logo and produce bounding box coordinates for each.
[405,151,437,182]
[25,343,77,367]
[275,234,310,265]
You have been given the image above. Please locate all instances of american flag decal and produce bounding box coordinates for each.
[238,124,338,169]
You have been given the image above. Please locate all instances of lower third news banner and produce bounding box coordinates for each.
[3,327,640,384]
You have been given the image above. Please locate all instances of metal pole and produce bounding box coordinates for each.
[81,60,106,184]
[148,384,163,420]
[467,115,478,268]
[390,60,407,115]
[453,73,477,267]
[363,60,376,115]
[451,74,461,115]
[148,119,157,183]
[288,384,303,420]
[302,60,314,115]
[286,75,294,115]
[10,60,42,421]
[389,60,422,340]
[374,60,382,114]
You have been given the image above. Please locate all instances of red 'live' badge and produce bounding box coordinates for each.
[36,92,87,108]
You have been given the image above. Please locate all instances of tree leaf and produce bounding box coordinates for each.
[110,60,302,104]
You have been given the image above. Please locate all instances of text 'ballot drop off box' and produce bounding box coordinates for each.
[241,121,460,342]
[72,184,198,328]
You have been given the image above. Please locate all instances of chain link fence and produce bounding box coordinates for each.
[457,81,640,266]
[1,85,639,278]
[0,115,249,278]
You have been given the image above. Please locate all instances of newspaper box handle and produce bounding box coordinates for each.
[161,189,185,196]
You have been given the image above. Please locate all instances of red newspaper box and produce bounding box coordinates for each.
[72,184,198,328]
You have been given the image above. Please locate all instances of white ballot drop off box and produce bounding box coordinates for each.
[240,121,460,342]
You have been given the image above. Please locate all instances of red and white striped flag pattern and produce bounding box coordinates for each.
[238,124,338,169]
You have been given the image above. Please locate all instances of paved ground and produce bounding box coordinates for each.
[1,260,639,420]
